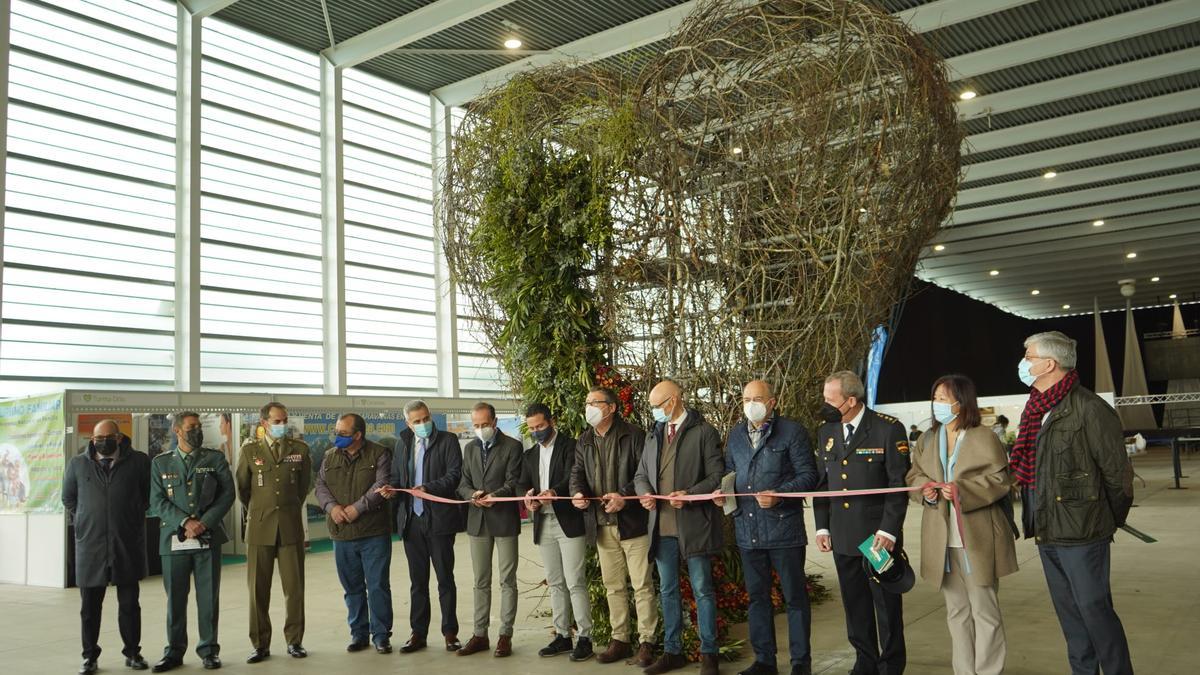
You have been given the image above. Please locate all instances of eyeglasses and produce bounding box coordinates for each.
[585,400,614,407]
[92,434,118,442]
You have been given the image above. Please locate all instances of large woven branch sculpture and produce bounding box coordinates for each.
[444,0,961,431]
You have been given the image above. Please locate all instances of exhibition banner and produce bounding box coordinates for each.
[0,393,66,513]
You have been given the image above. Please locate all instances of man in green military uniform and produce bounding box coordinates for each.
[235,401,313,663]
[149,411,235,672]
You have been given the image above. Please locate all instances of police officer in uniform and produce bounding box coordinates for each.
[149,412,235,672]
[235,402,313,663]
[813,371,910,675]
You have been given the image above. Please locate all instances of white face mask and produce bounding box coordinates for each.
[743,401,768,424]
[475,426,496,443]
[585,406,605,427]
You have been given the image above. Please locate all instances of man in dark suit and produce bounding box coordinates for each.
[63,419,151,675]
[813,370,911,675]
[382,400,465,654]
[520,403,593,661]
[456,402,523,658]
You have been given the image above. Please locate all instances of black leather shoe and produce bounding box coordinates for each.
[202,656,222,670]
[376,641,393,654]
[347,640,369,652]
[246,649,270,664]
[789,665,811,675]
[287,644,307,658]
[401,635,427,654]
[126,655,149,670]
[738,663,778,675]
[539,634,573,657]
[151,657,182,673]
[79,660,98,675]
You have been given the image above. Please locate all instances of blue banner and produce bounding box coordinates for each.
[866,325,888,408]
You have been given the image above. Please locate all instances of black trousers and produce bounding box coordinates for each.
[80,583,141,660]
[834,552,905,675]
[1040,539,1133,675]
[402,512,459,639]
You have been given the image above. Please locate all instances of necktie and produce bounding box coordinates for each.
[845,423,855,443]
[481,442,491,466]
[100,458,113,472]
[414,438,426,516]
[668,423,677,445]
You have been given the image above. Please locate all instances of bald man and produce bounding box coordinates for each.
[634,380,724,675]
[63,419,152,674]
[715,381,818,675]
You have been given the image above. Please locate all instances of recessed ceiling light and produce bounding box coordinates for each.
[1126,252,1137,259]
[933,244,946,251]
[1043,170,1057,179]
[731,146,743,155]
[1062,304,1071,310]
[1151,276,1161,282]
[1031,289,1040,296]
[959,90,977,101]
[1169,294,1178,299]
[1093,220,1104,227]
[989,270,1000,276]
[503,38,523,49]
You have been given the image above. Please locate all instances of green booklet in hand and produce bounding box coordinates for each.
[859,535,894,573]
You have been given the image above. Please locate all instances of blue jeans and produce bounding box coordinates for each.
[741,546,811,667]
[334,534,394,645]
[655,536,717,655]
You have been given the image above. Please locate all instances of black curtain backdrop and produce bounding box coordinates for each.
[877,279,1200,404]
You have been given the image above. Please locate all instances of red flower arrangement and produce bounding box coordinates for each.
[593,364,637,419]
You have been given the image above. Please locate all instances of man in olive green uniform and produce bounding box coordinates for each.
[149,412,235,672]
[235,402,312,663]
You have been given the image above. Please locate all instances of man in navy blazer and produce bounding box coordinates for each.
[385,400,465,654]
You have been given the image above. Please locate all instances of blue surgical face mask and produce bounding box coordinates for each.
[413,421,433,439]
[333,433,355,449]
[933,402,958,425]
[652,406,670,424]
[1018,357,1041,387]
[268,423,288,439]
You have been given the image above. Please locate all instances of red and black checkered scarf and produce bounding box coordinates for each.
[1010,369,1079,488]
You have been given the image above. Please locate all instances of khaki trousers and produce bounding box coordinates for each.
[595,525,657,644]
[943,548,1006,675]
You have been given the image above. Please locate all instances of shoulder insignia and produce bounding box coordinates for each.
[895,440,910,455]
[876,412,898,423]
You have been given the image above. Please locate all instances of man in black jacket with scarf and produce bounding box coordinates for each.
[62,419,151,674]
[634,379,724,675]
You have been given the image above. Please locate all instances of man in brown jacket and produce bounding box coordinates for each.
[315,413,393,654]
[235,402,312,663]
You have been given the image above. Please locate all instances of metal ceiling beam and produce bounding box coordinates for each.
[927,205,1200,255]
[962,120,1200,183]
[434,0,1032,106]
[896,0,1037,33]
[957,46,1200,120]
[322,0,519,70]
[940,188,1200,239]
[964,89,1200,155]
[956,148,1200,206]
[949,170,1200,226]
[945,0,1200,80]
[178,0,240,19]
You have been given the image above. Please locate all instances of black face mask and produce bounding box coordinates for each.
[95,437,118,456]
[818,402,845,424]
[185,428,204,450]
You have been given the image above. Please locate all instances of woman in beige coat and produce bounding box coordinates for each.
[907,374,1018,675]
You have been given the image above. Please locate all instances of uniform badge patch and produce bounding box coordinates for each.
[825,437,834,451]
[283,454,303,463]
[253,458,265,466]
[896,441,910,455]
[856,448,885,455]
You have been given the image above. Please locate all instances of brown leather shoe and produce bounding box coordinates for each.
[456,635,489,656]
[634,642,656,667]
[493,635,512,657]
[445,634,462,652]
[699,653,720,675]
[644,652,688,675]
[596,639,631,664]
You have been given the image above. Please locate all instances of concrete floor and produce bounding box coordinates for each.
[2,447,1195,675]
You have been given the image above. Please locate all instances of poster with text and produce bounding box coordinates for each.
[0,393,66,513]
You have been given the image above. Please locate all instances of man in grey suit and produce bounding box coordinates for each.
[456,402,523,658]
